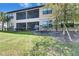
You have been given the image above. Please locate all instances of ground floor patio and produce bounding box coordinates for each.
[8,19,79,32]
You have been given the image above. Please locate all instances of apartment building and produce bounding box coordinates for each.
[7,5,55,31]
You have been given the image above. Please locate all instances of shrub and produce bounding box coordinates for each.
[29,36,72,56]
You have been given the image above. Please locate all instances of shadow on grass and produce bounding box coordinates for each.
[0,31,34,35]
[0,30,55,36]
[0,31,63,37]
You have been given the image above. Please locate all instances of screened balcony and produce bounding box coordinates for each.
[16,23,26,31]
[27,9,39,19]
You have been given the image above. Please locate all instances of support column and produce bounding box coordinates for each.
[26,22,27,30]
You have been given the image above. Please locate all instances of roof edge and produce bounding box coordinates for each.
[7,5,44,13]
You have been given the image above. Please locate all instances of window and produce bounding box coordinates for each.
[16,12,26,20]
[43,21,48,25]
[49,20,53,27]
[41,21,49,27]
[27,9,39,19]
[48,9,52,14]
[16,23,26,31]
[40,20,52,29]
[43,8,52,14]
[43,9,48,14]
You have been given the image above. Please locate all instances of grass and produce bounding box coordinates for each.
[0,31,46,56]
[0,31,79,56]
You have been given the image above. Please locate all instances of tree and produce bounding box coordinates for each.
[43,3,64,31]
[5,14,11,30]
[43,3,79,41]
[0,12,10,31]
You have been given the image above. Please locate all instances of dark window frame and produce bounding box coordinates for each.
[16,23,26,31]
[43,9,52,15]
[27,9,39,19]
[16,12,26,20]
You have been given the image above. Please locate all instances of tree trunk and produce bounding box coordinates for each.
[63,4,67,35]
[2,22,4,31]
[62,24,65,35]
[7,22,9,31]
[55,17,58,31]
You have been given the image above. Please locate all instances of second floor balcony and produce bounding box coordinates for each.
[16,9,39,20]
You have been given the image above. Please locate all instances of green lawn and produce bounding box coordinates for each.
[0,31,47,56]
[0,31,79,56]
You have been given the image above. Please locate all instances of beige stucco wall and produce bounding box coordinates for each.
[8,7,55,30]
[39,7,53,19]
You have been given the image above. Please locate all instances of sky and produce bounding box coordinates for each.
[0,3,42,12]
